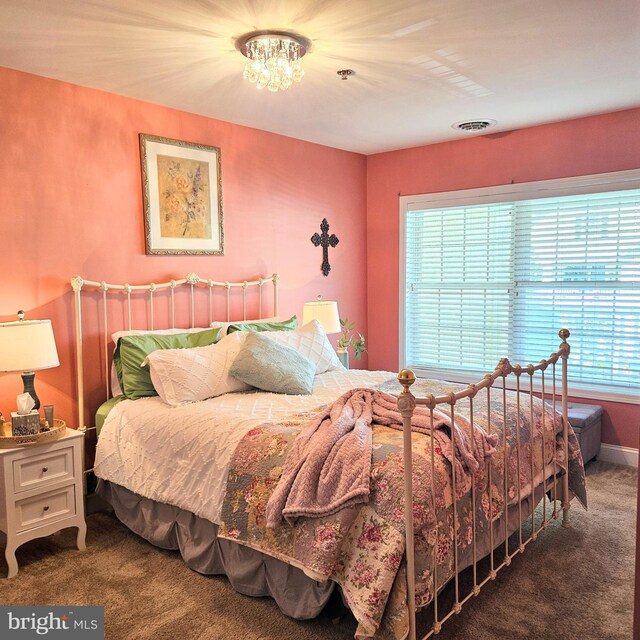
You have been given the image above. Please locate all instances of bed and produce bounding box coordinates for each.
[71,273,586,640]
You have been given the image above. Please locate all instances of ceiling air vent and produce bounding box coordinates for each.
[452,119,497,132]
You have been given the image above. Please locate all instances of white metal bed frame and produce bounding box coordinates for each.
[71,272,279,431]
[70,272,572,639]
[397,329,571,639]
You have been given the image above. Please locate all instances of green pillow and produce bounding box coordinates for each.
[229,332,315,395]
[115,328,222,400]
[226,315,298,334]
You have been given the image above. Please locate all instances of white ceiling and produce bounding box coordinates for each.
[1,0,639,154]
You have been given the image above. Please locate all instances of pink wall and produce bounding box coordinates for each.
[366,108,640,449]
[0,66,367,426]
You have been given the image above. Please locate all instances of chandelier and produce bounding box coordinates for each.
[238,31,309,92]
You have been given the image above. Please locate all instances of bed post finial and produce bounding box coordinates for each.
[558,328,570,358]
[397,369,417,419]
[398,368,416,394]
[71,275,84,292]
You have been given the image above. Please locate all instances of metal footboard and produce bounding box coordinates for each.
[397,329,571,639]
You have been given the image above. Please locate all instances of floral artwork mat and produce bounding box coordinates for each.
[140,133,224,255]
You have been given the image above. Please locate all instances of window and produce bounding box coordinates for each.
[400,170,640,400]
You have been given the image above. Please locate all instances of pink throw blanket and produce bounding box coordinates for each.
[266,388,499,528]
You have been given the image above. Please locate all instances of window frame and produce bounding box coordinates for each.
[399,169,640,405]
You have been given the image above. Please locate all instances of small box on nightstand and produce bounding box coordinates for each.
[11,410,40,436]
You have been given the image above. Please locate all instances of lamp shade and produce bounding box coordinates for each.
[302,299,341,334]
[0,319,60,372]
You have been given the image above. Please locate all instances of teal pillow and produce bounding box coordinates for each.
[115,328,223,400]
[226,315,298,334]
[229,332,315,395]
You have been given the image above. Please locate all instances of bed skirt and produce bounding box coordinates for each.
[97,474,560,633]
[96,479,335,620]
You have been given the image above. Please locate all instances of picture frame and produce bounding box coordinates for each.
[139,133,224,255]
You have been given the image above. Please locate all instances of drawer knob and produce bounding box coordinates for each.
[43,505,49,512]
[42,467,48,473]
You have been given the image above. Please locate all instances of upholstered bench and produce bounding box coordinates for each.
[566,402,603,463]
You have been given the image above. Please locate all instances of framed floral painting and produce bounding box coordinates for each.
[140,134,224,255]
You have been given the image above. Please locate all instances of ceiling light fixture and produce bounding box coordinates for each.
[237,30,310,92]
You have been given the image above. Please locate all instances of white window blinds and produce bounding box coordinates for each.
[403,184,640,392]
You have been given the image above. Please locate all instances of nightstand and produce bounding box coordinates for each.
[0,429,86,578]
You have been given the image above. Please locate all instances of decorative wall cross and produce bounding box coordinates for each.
[311,218,339,276]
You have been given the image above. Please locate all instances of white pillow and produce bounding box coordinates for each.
[261,320,343,374]
[110,327,212,397]
[144,332,251,406]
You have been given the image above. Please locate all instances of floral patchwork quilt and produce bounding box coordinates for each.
[218,375,586,639]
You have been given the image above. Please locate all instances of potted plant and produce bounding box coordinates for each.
[336,318,366,369]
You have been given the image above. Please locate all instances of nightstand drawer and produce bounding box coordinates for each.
[15,485,76,533]
[12,446,74,493]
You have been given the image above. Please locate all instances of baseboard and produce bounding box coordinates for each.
[597,443,638,468]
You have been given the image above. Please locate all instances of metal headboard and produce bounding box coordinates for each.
[71,272,280,430]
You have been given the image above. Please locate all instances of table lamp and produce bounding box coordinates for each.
[302,296,341,334]
[0,311,60,410]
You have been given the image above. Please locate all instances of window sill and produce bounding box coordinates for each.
[407,366,640,406]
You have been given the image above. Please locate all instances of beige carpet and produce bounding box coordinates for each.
[0,462,635,640]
